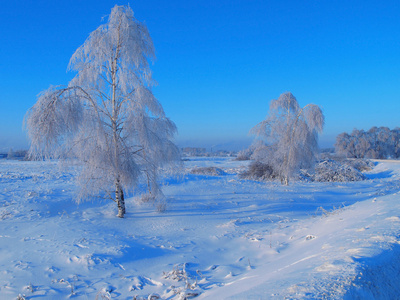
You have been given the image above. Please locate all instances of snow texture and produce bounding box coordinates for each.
[1,157,400,299]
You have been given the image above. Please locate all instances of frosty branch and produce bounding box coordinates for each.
[249,92,324,185]
[25,5,180,218]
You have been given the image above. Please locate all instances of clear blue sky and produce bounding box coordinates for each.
[1,0,400,151]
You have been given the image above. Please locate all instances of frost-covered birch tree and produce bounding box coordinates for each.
[24,5,180,218]
[250,92,324,185]
[335,126,400,159]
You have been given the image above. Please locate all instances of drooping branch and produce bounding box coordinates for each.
[249,92,324,185]
[25,5,180,218]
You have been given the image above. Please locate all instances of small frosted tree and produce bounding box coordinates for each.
[7,148,14,159]
[24,5,180,218]
[250,92,324,185]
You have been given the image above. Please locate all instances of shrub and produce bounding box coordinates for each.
[313,160,366,182]
[234,149,252,161]
[190,167,226,176]
[346,158,375,172]
[240,161,279,181]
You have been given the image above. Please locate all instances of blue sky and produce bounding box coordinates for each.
[1,0,400,151]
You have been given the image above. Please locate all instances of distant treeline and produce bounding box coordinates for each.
[335,127,400,159]
[1,149,28,160]
[181,147,237,157]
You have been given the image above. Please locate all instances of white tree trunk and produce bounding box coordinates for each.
[116,180,125,218]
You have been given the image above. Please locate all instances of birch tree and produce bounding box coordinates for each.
[250,92,324,185]
[25,5,180,218]
[335,126,400,159]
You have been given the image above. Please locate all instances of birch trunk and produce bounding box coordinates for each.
[116,180,125,218]
[112,22,126,217]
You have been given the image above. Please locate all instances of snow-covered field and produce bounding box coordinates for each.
[1,157,400,299]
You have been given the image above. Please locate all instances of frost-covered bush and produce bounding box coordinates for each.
[190,167,226,176]
[135,193,167,212]
[139,193,156,203]
[95,289,111,300]
[234,149,252,161]
[163,263,201,299]
[234,152,250,161]
[241,158,370,183]
[313,160,366,182]
[240,161,279,181]
[346,159,375,172]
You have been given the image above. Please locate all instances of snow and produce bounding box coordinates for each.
[1,158,400,299]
